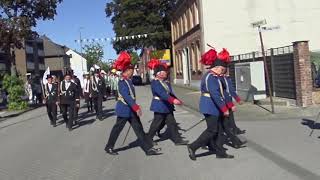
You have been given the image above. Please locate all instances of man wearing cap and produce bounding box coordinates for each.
[147,59,188,146]
[91,68,107,121]
[105,52,161,156]
[59,73,80,131]
[43,75,59,127]
[113,71,120,101]
[69,70,82,120]
[100,70,108,101]
[187,48,234,160]
[83,72,93,113]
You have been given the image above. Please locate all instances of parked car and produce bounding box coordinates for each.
[132,75,143,86]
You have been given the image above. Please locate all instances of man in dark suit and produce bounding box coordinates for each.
[59,73,80,131]
[83,72,93,112]
[70,70,82,120]
[91,68,107,121]
[43,75,59,127]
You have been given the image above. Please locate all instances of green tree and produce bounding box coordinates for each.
[100,61,111,72]
[130,51,139,65]
[2,74,27,110]
[0,0,63,76]
[83,43,104,70]
[106,0,177,53]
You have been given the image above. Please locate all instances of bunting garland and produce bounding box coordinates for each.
[74,31,169,44]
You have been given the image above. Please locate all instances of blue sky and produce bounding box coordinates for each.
[35,0,117,60]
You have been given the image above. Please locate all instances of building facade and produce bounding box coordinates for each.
[172,0,320,89]
[42,36,70,79]
[15,38,46,78]
[171,0,202,88]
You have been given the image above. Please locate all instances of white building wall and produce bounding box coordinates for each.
[66,49,88,88]
[201,0,320,53]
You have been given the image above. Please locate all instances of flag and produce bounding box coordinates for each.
[42,67,50,85]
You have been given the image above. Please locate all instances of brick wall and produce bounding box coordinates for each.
[293,41,313,107]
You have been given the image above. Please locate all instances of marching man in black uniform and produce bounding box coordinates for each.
[70,70,82,120]
[147,59,188,146]
[187,48,234,160]
[83,72,93,113]
[43,75,59,127]
[104,52,161,156]
[59,72,80,131]
[91,66,107,121]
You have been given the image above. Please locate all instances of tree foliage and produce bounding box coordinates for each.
[106,0,177,53]
[2,74,27,110]
[0,0,63,75]
[83,43,104,70]
[130,51,139,65]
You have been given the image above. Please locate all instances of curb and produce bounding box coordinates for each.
[0,106,41,122]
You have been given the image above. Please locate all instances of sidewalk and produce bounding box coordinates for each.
[0,105,41,121]
[172,84,320,121]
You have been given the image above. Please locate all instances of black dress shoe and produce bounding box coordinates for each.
[146,148,162,156]
[187,145,196,161]
[53,124,57,127]
[156,131,163,138]
[201,146,209,150]
[236,130,246,135]
[105,148,119,155]
[152,141,158,146]
[175,140,189,146]
[216,154,234,159]
[233,144,246,149]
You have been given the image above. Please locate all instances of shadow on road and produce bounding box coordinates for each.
[301,118,320,130]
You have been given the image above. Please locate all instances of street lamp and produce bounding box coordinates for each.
[251,19,280,114]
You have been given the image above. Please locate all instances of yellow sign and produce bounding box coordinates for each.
[150,49,171,66]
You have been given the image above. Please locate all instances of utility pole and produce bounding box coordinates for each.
[251,19,279,114]
[79,27,84,72]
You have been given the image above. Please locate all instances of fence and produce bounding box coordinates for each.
[229,45,296,99]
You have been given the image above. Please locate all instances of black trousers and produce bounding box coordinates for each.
[60,103,75,129]
[219,111,243,146]
[189,115,226,156]
[229,111,241,133]
[106,114,153,152]
[113,90,118,101]
[148,112,182,143]
[74,101,80,120]
[46,103,57,125]
[86,97,93,111]
[93,96,103,119]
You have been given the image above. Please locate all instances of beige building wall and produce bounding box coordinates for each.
[171,0,203,87]
[201,0,320,54]
[15,48,27,76]
[45,58,64,71]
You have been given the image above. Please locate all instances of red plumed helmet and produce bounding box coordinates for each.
[147,59,161,70]
[147,58,168,70]
[217,48,231,63]
[200,49,218,65]
[114,51,132,71]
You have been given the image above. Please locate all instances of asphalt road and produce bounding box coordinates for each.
[0,86,320,180]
